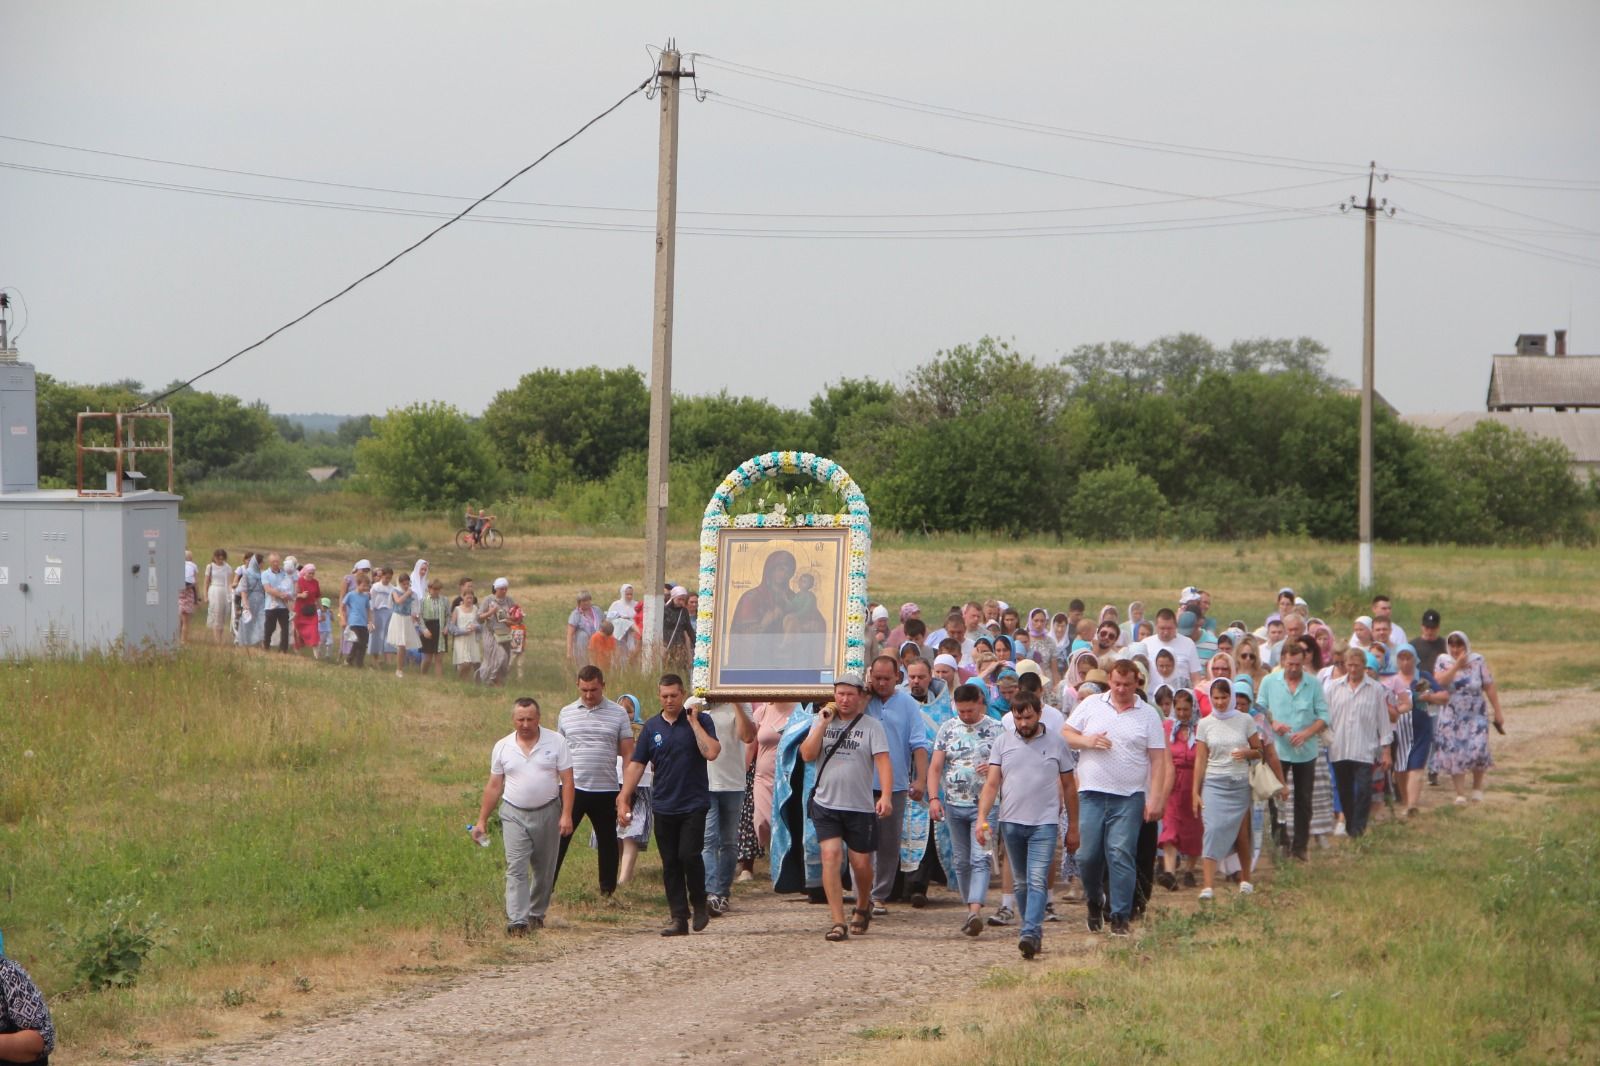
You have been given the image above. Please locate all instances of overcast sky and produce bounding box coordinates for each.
[4,2,1598,419]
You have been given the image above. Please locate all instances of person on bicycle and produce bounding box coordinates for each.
[465,505,486,548]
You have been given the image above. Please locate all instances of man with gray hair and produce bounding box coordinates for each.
[261,553,296,653]
[472,698,576,935]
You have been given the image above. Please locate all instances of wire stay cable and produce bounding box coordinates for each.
[134,73,653,409]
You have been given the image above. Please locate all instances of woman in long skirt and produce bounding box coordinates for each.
[1193,679,1266,900]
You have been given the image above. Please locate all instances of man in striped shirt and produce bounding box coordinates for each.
[554,665,635,898]
[1325,646,1394,839]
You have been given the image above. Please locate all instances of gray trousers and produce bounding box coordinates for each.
[870,790,908,903]
[501,798,561,924]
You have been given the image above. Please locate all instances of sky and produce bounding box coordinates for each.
[4,1,1598,419]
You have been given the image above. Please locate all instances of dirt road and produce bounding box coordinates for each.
[160,688,1595,1066]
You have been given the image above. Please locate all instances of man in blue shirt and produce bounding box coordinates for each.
[865,655,932,914]
[619,675,721,937]
[261,553,297,653]
[1257,642,1331,861]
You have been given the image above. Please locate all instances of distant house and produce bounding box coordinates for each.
[1405,330,1600,480]
[306,466,342,483]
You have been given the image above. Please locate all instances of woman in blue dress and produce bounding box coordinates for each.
[235,553,266,648]
[1432,631,1505,805]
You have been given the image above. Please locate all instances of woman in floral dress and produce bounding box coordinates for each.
[1432,630,1505,805]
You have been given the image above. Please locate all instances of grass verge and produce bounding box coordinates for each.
[863,731,1600,1065]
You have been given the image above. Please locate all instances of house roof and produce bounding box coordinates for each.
[1405,410,1600,464]
[1487,354,1600,409]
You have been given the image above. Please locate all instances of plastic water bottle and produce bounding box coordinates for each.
[466,824,491,847]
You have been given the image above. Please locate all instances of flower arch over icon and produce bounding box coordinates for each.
[693,452,871,697]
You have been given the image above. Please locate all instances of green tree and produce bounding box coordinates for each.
[354,402,502,510]
[1422,421,1592,545]
[1066,463,1172,538]
[481,366,648,481]
[669,391,812,476]
[162,386,275,483]
[807,377,896,457]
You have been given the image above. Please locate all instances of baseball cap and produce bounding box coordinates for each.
[1422,608,1441,627]
[1179,586,1201,604]
[1177,610,1198,633]
[834,673,866,690]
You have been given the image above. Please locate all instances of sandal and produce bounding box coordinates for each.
[849,907,872,935]
[825,923,849,942]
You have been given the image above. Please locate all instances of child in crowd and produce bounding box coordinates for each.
[316,597,334,660]
[589,619,618,672]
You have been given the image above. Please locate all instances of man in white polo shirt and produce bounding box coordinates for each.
[472,698,576,935]
[553,665,634,899]
[1062,660,1172,938]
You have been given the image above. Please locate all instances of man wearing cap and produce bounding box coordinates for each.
[620,675,721,936]
[1413,609,1447,675]
[864,655,932,913]
[554,666,634,899]
[801,675,893,941]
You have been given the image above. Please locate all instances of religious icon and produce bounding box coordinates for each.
[707,527,849,699]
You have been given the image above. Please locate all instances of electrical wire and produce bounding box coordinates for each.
[1387,175,1600,238]
[706,93,1340,220]
[1,131,1345,221]
[694,54,1371,179]
[1384,210,1600,271]
[2,158,1332,238]
[134,73,653,410]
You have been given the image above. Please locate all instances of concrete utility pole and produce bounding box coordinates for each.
[641,44,682,661]
[1358,162,1377,591]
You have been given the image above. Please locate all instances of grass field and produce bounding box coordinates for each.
[2,488,1597,1060]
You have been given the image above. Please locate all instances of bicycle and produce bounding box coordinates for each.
[455,515,503,549]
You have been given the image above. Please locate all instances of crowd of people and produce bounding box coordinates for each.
[472,584,1505,959]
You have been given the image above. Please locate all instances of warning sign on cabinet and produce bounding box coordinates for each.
[44,566,61,585]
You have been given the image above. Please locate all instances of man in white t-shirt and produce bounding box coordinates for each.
[701,700,755,917]
[472,698,576,935]
[1138,608,1203,689]
[1371,594,1408,648]
[1062,661,1172,938]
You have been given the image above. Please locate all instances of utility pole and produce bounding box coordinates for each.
[1348,163,1390,592]
[641,44,682,661]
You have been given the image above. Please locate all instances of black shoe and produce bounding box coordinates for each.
[962,913,984,937]
[1019,936,1039,960]
[1156,870,1178,892]
[909,890,928,909]
[1182,870,1197,888]
[692,902,710,932]
[1428,771,1438,786]
[1085,905,1104,934]
[660,920,689,937]
[1109,916,1131,938]
[506,922,529,938]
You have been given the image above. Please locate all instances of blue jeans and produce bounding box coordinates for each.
[944,805,996,905]
[701,790,743,897]
[1077,791,1144,920]
[1000,821,1059,941]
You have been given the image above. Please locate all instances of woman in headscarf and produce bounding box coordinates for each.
[236,553,266,649]
[1049,611,1073,687]
[408,560,430,609]
[1020,607,1056,667]
[1386,643,1444,817]
[1432,631,1504,805]
[606,584,639,662]
[1056,649,1097,713]
[1120,601,1145,648]
[662,585,695,669]
[1192,678,1266,900]
[565,590,604,664]
[293,562,322,655]
[1158,687,1202,890]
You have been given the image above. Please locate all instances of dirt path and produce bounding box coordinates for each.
[160,688,1596,1066]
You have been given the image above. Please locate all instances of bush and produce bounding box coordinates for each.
[50,895,166,990]
[353,402,503,510]
[1066,463,1171,538]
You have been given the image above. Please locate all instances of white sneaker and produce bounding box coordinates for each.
[1238,881,1254,895]
[1333,822,1348,838]
[1198,888,1214,901]
[1470,789,1484,803]
[1454,796,1469,806]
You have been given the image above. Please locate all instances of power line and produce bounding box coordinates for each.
[135,73,654,410]
[2,159,1340,238]
[706,93,1341,221]
[0,130,1344,222]
[694,54,1371,179]
[1385,211,1600,271]
[1387,175,1600,238]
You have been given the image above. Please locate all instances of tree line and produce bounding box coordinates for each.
[33,335,1598,545]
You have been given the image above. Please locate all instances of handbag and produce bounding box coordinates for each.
[1249,756,1282,803]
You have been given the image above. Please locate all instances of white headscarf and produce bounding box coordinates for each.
[607,584,637,637]
[409,559,429,600]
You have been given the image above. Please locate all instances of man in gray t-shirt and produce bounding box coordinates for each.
[800,676,892,941]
